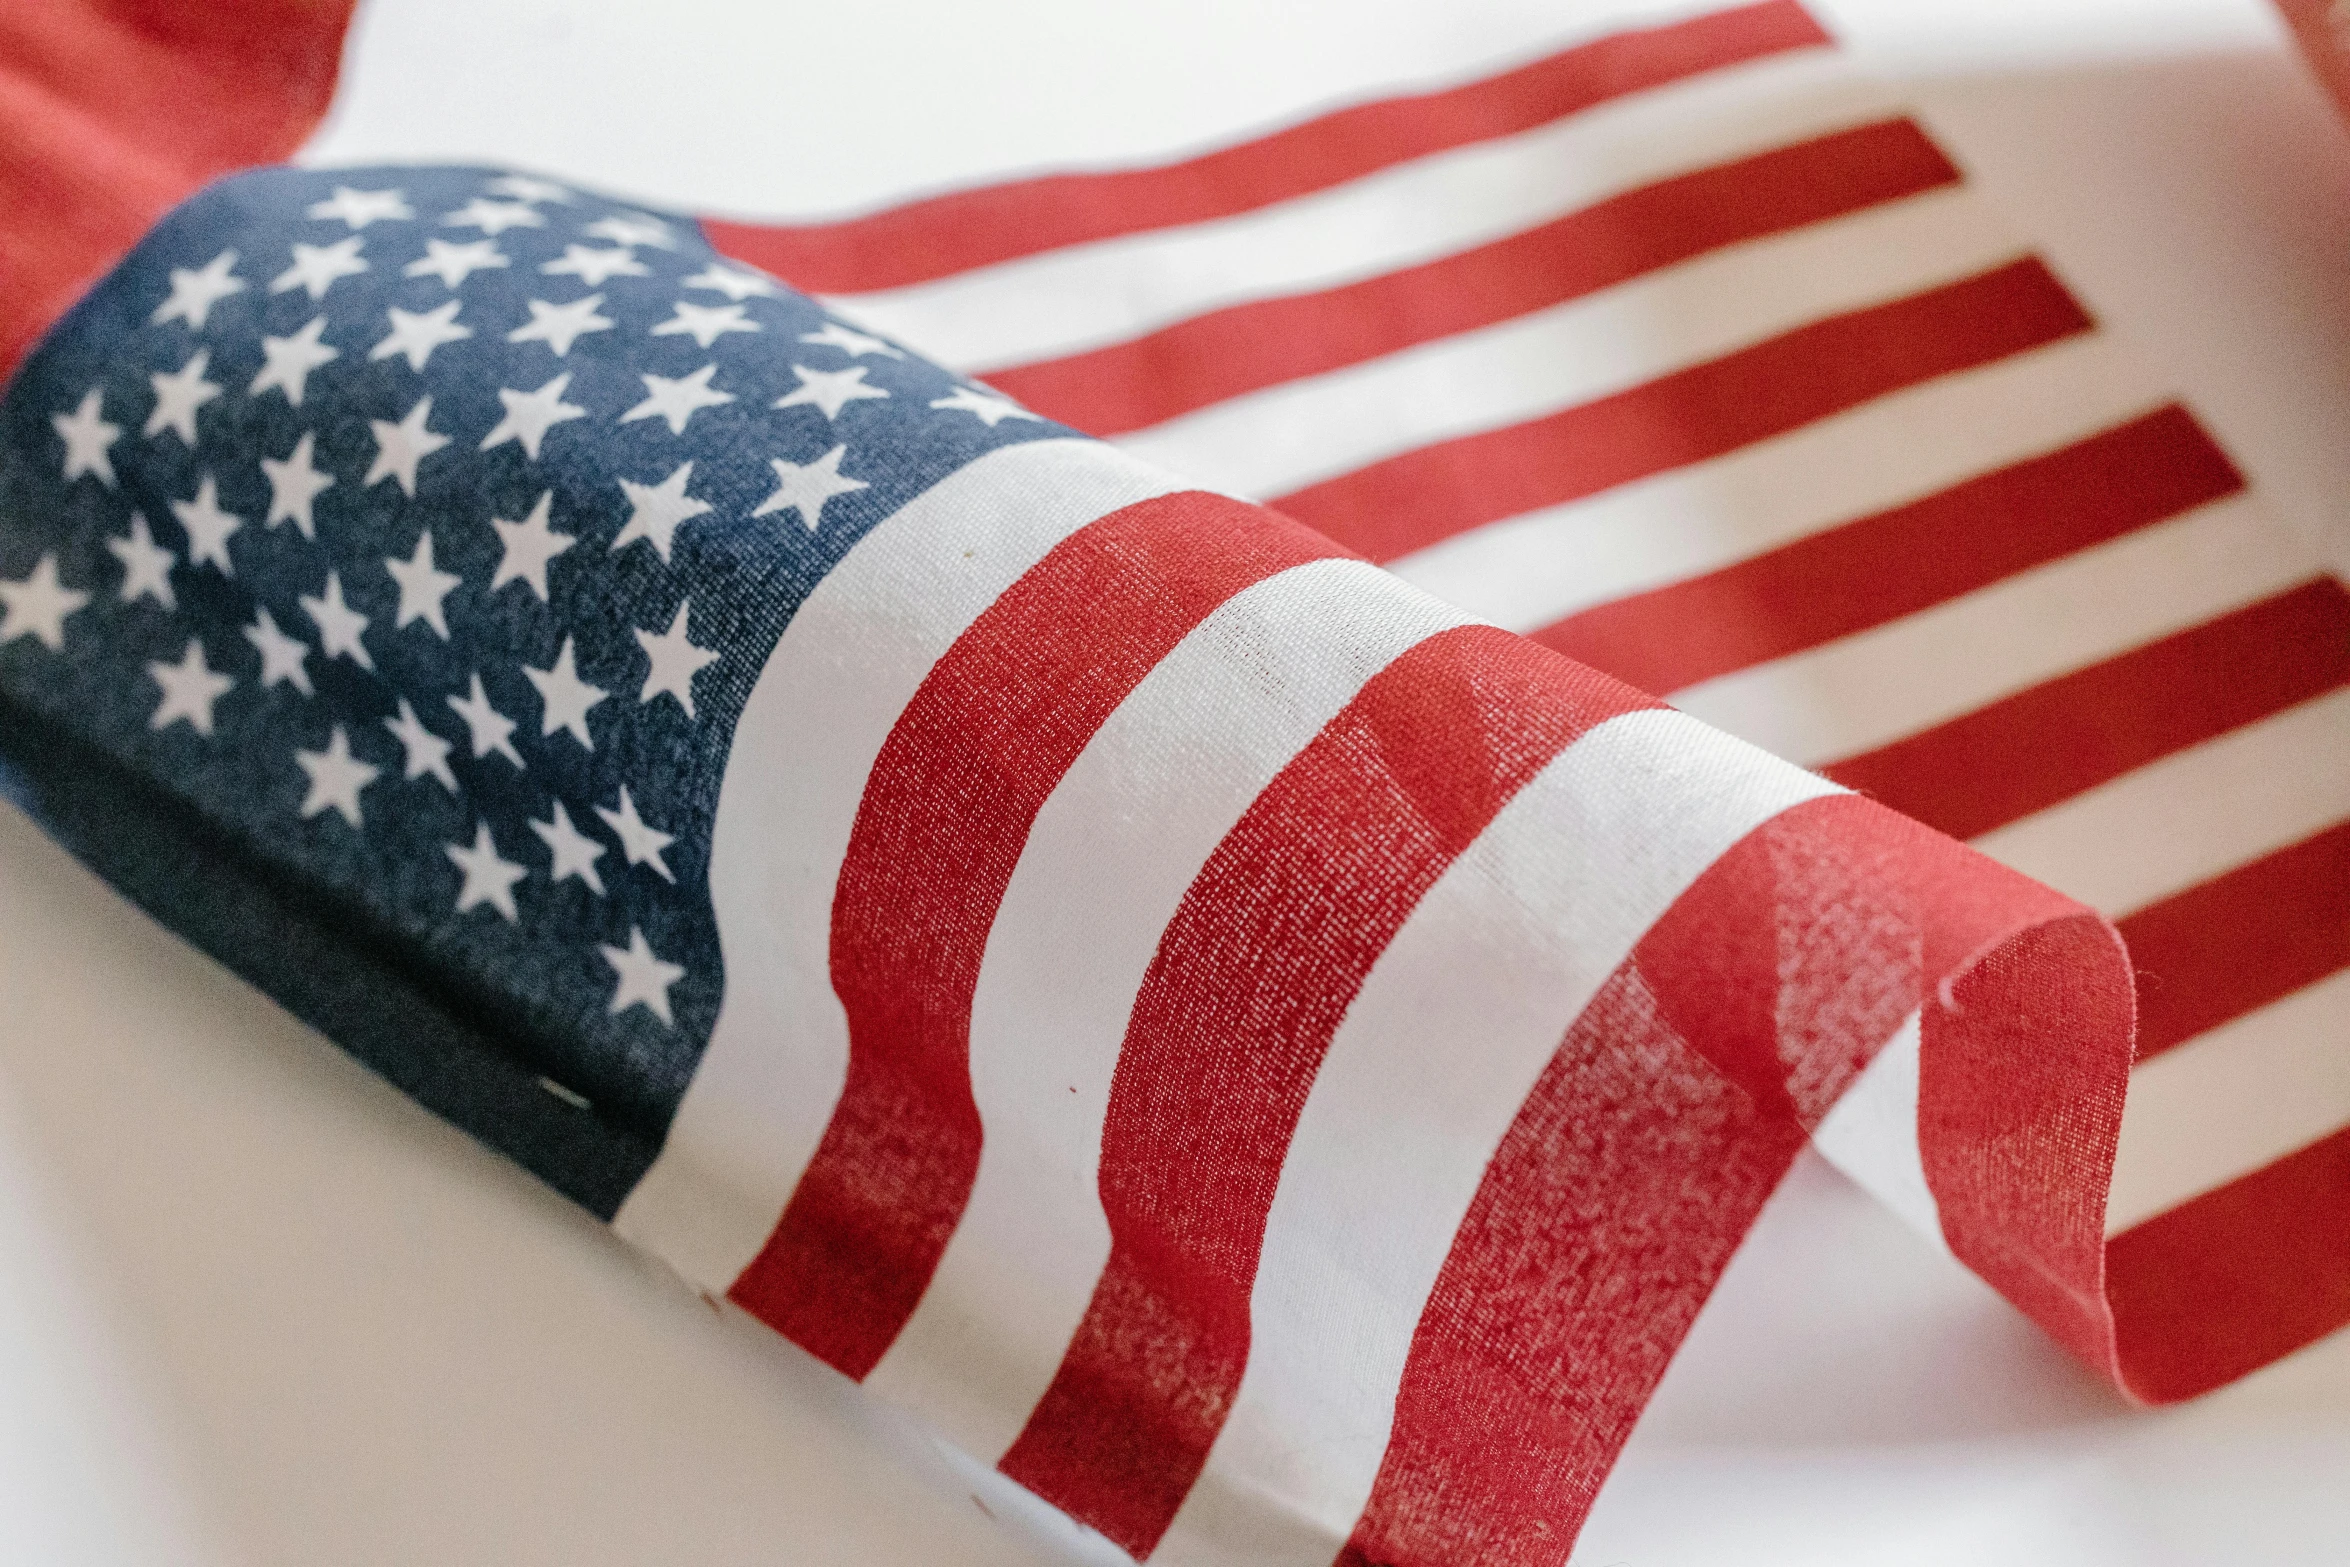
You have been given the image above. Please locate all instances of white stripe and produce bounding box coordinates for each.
[611,439,1181,1290]
[1809,1012,1948,1252]
[1385,334,2161,632]
[862,559,1471,1459]
[1151,710,1841,1567]
[1971,686,2350,919]
[2107,968,2350,1233]
[830,45,1883,372]
[1671,493,2306,767]
[1112,186,2025,500]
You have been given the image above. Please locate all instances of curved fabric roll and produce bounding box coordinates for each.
[2,5,2340,1564]
[0,155,2139,1563]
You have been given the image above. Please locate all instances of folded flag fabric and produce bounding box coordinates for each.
[707,0,2350,1413]
[0,3,2343,1565]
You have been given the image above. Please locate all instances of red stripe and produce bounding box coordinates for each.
[1277,258,2094,564]
[990,119,1960,435]
[1343,794,2128,1565]
[1539,404,2243,693]
[995,626,1655,1556]
[2109,1125,2350,1403]
[0,0,353,380]
[2118,821,2350,1061]
[725,493,1346,1378]
[701,2,1829,294]
[1824,577,2350,841]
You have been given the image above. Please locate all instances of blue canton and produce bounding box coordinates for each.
[0,166,1068,1210]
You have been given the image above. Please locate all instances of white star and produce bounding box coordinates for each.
[929,385,1041,427]
[0,556,88,651]
[370,300,471,373]
[524,636,607,749]
[404,237,509,288]
[597,785,675,882]
[530,799,607,895]
[621,364,733,436]
[447,674,524,769]
[385,531,462,639]
[147,639,233,735]
[151,250,245,329]
[170,474,243,574]
[365,396,451,496]
[53,389,120,486]
[489,491,576,600]
[300,571,373,671]
[242,606,313,695]
[271,235,369,301]
[295,727,379,827]
[684,263,781,301]
[442,197,543,236]
[507,294,614,357]
[601,927,684,1025]
[634,601,717,719]
[250,315,339,407]
[485,174,573,205]
[383,698,457,791]
[307,186,413,229]
[542,245,647,286]
[446,822,527,920]
[261,430,335,539]
[650,300,758,349]
[800,320,902,359]
[479,374,587,461]
[752,445,867,532]
[145,350,221,444]
[611,463,712,563]
[584,211,676,249]
[106,514,176,610]
[775,363,890,421]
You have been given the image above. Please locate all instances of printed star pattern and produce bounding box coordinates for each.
[624,364,734,435]
[602,928,684,1023]
[776,363,890,420]
[509,294,615,357]
[635,602,718,718]
[297,726,380,826]
[107,515,177,610]
[273,237,370,301]
[152,251,246,329]
[366,396,451,495]
[407,238,508,288]
[54,389,121,485]
[262,431,335,538]
[148,639,234,734]
[387,532,462,638]
[251,315,339,407]
[653,301,759,349]
[612,463,712,562]
[146,351,221,444]
[0,166,1057,1047]
[753,445,867,531]
[525,636,607,749]
[447,822,528,919]
[309,187,414,229]
[480,374,587,460]
[244,607,313,694]
[1,556,90,650]
[373,300,472,371]
[171,475,243,574]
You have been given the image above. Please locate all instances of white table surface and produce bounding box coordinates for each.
[4,2,2347,1561]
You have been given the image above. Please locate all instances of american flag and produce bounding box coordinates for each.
[701,0,2350,1424]
[0,3,2343,1565]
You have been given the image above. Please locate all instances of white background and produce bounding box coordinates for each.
[2,1,2347,1561]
